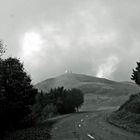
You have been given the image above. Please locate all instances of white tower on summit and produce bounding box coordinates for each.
[65,70,72,74]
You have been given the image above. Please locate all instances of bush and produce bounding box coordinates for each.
[42,104,57,119]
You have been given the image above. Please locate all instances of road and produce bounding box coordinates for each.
[50,110,140,140]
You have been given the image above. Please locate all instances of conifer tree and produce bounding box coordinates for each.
[131,62,140,86]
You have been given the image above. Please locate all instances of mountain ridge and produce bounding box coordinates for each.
[35,73,139,95]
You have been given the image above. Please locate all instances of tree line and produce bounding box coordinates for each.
[34,87,84,120]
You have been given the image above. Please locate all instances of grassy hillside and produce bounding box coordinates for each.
[35,73,139,95]
[108,93,140,134]
[35,73,140,111]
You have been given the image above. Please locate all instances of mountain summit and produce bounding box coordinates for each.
[35,73,139,96]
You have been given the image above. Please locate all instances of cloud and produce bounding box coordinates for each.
[10,0,140,83]
[96,55,119,78]
[22,32,43,58]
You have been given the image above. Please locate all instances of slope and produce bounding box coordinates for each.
[108,93,140,134]
[35,73,140,110]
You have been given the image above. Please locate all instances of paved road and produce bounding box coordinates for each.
[50,110,140,140]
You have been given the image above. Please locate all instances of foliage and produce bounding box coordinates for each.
[0,57,38,133]
[0,40,5,57]
[131,62,140,86]
[41,104,57,119]
[70,88,84,111]
[48,87,84,114]
[34,87,84,120]
[33,91,58,121]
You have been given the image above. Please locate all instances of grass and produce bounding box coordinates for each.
[108,111,140,134]
[2,120,56,140]
[107,93,140,134]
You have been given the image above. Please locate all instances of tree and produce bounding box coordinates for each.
[0,40,5,57]
[47,87,84,114]
[49,87,67,114]
[131,62,140,86]
[0,57,38,132]
[33,87,84,120]
[70,88,84,112]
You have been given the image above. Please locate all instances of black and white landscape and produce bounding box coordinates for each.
[0,0,140,140]
[35,73,139,110]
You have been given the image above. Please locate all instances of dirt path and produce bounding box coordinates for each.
[50,111,140,140]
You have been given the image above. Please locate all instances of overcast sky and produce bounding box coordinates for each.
[0,0,140,83]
